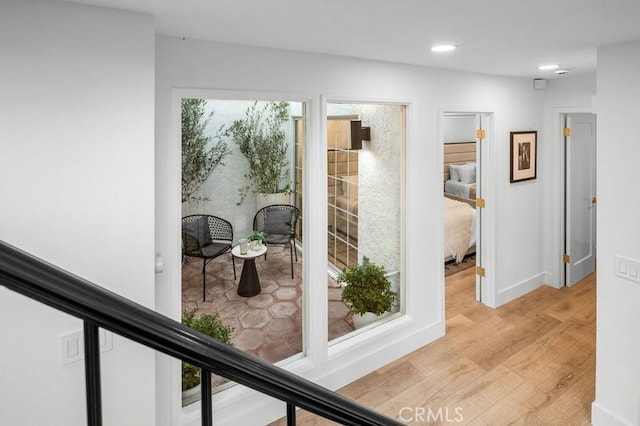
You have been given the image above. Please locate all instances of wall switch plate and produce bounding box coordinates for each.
[60,329,114,366]
[615,255,640,284]
[60,330,83,365]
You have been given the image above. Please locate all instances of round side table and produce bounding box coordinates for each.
[231,245,267,297]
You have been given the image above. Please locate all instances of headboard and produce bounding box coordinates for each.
[444,142,476,182]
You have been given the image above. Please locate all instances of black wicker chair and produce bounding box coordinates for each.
[253,204,300,279]
[182,214,235,301]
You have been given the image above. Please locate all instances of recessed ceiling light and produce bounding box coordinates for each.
[431,44,457,53]
[538,64,560,71]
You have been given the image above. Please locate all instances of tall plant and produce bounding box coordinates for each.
[226,101,291,205]
[181,98,230,203]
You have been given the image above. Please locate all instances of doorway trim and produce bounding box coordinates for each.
[550,107,594,288]
[560,111,597,287]
[439,106,497,308]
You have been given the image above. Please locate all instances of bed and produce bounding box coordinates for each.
[444,196,476,263]
[444,142,477,207]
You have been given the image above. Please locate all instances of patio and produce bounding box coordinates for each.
[182,246,356,364]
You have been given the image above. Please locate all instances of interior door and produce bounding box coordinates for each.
[475,114,484,301]
[565,113,597,286]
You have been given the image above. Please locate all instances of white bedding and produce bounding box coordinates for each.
[444,197,476,263]
[444,180,474,198]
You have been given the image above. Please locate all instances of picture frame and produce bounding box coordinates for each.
[510,130,537,183]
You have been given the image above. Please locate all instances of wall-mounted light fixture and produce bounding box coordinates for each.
[350,120,371,150]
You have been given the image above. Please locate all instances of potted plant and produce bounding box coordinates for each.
[181,98,231,203]
[181,308,234,405]
[247,230,266,250]
[337,261,397,329]
[225,101,292,207]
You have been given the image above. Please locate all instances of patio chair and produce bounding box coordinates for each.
[253,204,300,279]
[182,214,235,301]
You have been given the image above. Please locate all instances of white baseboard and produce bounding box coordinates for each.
[495,272,546,307]
[591,401,633,426]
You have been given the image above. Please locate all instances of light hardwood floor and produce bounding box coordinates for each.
[272,267,596,425]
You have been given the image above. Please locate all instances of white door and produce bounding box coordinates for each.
[475,114,484,301]
[565,113,597,286]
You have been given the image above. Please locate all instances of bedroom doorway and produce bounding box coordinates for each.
[442,112,486,302]
[563,113,597,286]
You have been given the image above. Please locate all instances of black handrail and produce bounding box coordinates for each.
[0,241,403,426]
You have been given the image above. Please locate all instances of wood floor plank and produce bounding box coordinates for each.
[544,280,596,322]
[463,313,561,371]
[502,314,592,379]
[375,354,486,418]
[436,365,524,423]
[534,363,595,426]
[466,383,551,426]
[270,273,596,426]
[339,359,425,407]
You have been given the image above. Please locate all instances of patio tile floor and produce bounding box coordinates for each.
[182,246,355,365]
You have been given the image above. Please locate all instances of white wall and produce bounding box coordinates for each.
[591,40,640,426]
[154,35,548,424]
[443,115,477,142]
[0,1,156,425]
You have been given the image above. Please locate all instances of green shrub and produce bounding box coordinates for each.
[181,309,234,391]
[338,262,397,316]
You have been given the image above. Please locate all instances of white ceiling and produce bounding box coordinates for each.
[70,0,640,78]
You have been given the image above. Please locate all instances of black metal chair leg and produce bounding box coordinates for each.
[290,241,294,279]
[232,255,236,280]
[293,239,297,261]
[202,260,206,301]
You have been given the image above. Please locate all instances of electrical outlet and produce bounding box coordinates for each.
[60,329,114,366]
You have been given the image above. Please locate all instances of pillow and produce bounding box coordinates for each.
[458,163,476,183]
[183,216,212,247]
[264,209,292,235]
[449,164,462,182]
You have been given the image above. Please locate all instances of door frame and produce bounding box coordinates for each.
[554,108,595,287]
[440,107,496,307]
[562,112,597,287]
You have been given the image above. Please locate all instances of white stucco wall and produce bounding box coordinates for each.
[324,103,403,274]
[0,1,156,425]
[591,40,640,426]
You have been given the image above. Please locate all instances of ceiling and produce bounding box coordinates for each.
[70,0,640,79]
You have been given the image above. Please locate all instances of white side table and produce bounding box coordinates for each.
[231,245,267,297]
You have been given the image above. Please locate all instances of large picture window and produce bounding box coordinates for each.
[180,99,305,403]
[326,102,405,342]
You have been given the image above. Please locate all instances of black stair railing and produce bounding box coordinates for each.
[0,241,403,426]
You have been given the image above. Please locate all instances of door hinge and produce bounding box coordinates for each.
[563,127,571,137]
[592,197,597,204]
[476,129,485,140]
[476,266,486,277]
[563,254,571,263]
[476,198,486,208]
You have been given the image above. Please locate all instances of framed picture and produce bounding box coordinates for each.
[510,131,537,183]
